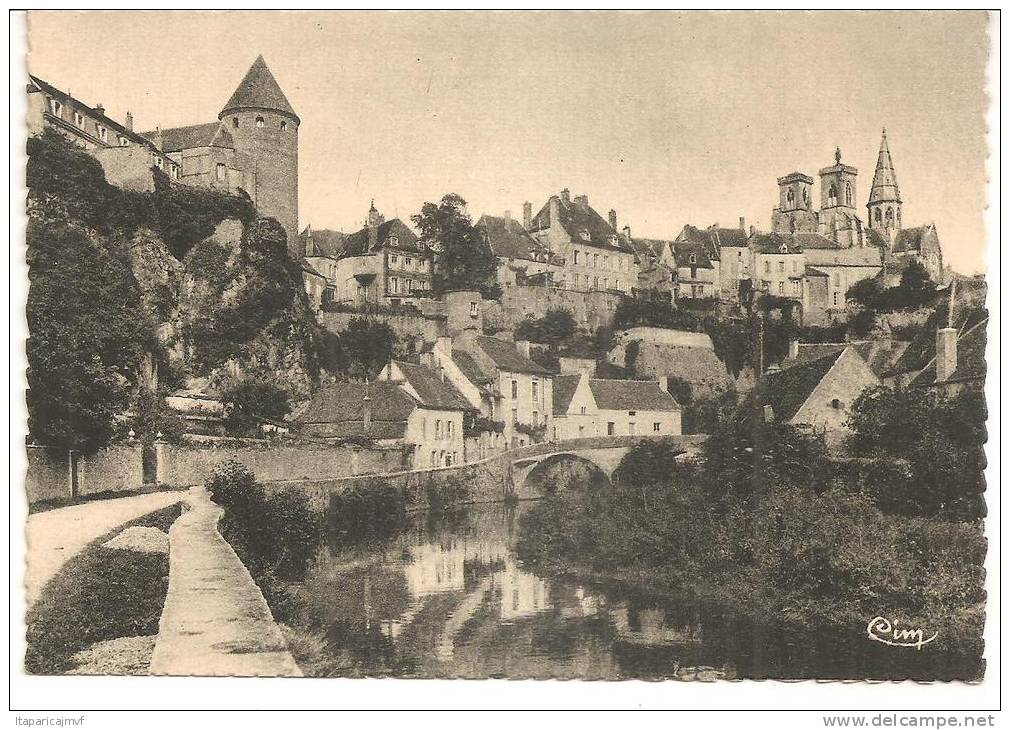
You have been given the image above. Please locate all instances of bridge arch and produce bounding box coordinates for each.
[512,452,612,501]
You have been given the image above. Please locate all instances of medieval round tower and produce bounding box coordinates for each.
[219,55,300,251]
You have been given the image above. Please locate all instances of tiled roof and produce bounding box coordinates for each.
[866,229,889,249]
[909,318,987,388]
[552,374,582,415]
[220,55,298,121]
[300,227,347,258]
[805,265,830,277]
[893,226,929,253]
[749,232,804,255]
[588,379,680,412]
[297,381,416,425]
[784,340,910,379]
[393,361,471,410]
[708,227,748,249]
[301,259,326,279]
[142,122,234,152]
[451,350,493,386]
[528,193,633,253]
[29,74,167,155]
[757,350,843,421]
[473,336,552,375]
[627,237,671,264]
[477,215,557,263]
[675,225,722,261]
[342,218,422,256]
[792,232,841,250]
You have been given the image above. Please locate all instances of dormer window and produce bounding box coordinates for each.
[388,235,399,248]
[155,157,163,169]
[215,162,226,181]
[48,98,62,117]
[120,136,129,147]
[232,117,239,128]
[688,253,697,264]
[780,243,789,254]
[580,230,591,241]
[609,234,618,246]
[97,125,108,142]
[172,165,181,180]
[256,116,265,128]
[74,111,84,127]
[280,120,288,131]
[470,302,479,317]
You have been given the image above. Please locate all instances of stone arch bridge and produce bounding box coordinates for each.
[507,434,708,500]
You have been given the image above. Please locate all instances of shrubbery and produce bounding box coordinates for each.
[207,461,322,582]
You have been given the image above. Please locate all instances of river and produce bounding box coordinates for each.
[290,502,981,680]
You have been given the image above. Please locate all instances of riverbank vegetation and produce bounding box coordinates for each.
[516,388,987,674]
[25,503,182,674]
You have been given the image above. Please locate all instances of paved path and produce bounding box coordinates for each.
[149,486,302,677]
[25,490,185,607]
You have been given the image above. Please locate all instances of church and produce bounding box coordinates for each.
[771,130,945,282]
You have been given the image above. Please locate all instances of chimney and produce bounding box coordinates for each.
[549,197,560,228]
[739,216,746,232]
[94,103,105,117]
[788,339,799,360]
[560,188,571,205]
[608,209,618,231]
[574,194,588,208]
[516,340,532,358]
[436,335,452,359]
[523,201,532,229]
[504,210,512,223]
[749,225,757,236]
[658,375,669,393]
[622,224,632,241]
[125,111,134,132]
[936,327,958,383]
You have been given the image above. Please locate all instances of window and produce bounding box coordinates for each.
[845,183,853,205]
[778,261,784,272]
[533,410,539,424]
[875,208,882,223]
[390,255,398,265]
[629,422,636,435]
[388,235,399,248]
[74,111,84,127]
[593,254,599,267]
[215,162,225,181]
[155,157,163,169]
[580,405,587,415]
[405,257,412,268]
[604,278,609,290]
[232,117,239,128]
[584,275,590,289]
[833,292,840,306]
[603,255,609,268]
[629,411,636,416]
[172,165,181,180]
[511,380,518,399]
[447,421,453,437]
[435,419,441,437]
[532,379,539,402]
[120,136,129,147]
[833,273,841,286]
[689,253,697,265]
[405,279,413,293]
[573,250,579,265]
[607,422,615,436]
[431,451,437,466]
[653,422,661,432]
[97,125,108,142]
[470,301,479,317]
[786,188,794,204]
[792,281,801,295]
[828,184,837,206]
[764,260,770,273]
[831,398,841,410]
[778,281,785,294]
[581,230,591,241]
[511,408,518,424]
[280,120,288,131]
[390,277,399,294]
[49,98,62,116]
[793,260,799,273]
[256,116,265,128]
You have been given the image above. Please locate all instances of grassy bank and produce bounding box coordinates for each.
[25,503,182,674]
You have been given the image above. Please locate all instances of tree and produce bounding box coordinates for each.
[894,261,935,310]
[514,308,577,346]
[338,318,395,379]
[847,277,883,309]
[220,378,291,437]
[26,221,154,453]
[412,193,501,299]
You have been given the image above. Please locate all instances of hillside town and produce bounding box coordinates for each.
[24,54,982,484]
[20,3,991,693]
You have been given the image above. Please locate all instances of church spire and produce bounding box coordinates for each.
[867,128,902,239]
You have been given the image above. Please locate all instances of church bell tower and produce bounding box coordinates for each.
[866,128,902,246]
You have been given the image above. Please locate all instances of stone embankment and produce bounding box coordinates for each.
[149,486,301,677]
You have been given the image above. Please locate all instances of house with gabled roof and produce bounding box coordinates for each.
[551,373,598,440]
[755,346,879,448]
[551,371,682,440]
[526,189,637,294]
[671,225,726,300]
[476,212,563,288]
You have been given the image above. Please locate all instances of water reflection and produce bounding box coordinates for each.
[298,502,980,680]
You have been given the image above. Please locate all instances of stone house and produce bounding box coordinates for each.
[670,225,726,300]
[589,378,682,438]
[476,212,563,289]
[755,346,880,449]
[551,373,599,440]
[526,189,637,294]
[748,232,806,303]
[792,232,882,312]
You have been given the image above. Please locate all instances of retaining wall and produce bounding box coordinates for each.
[26,444,144,505]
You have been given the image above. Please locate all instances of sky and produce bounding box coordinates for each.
[26,10,992,273]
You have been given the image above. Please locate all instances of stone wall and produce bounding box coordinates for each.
[319,310,446,348]
[26,444,145,505]
[262,451,515,513]
[484,286,624,334]
[155,441,406,488]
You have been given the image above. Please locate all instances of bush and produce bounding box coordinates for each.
[220,378,291,436]
[514,308,577,346]
[207,461,322,581]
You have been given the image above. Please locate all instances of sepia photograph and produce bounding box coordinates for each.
[10,7,998,716]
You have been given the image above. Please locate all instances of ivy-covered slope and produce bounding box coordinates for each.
[26,129,320,450]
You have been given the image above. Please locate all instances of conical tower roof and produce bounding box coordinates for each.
[219,55,299,122]
[868,128,901,204]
